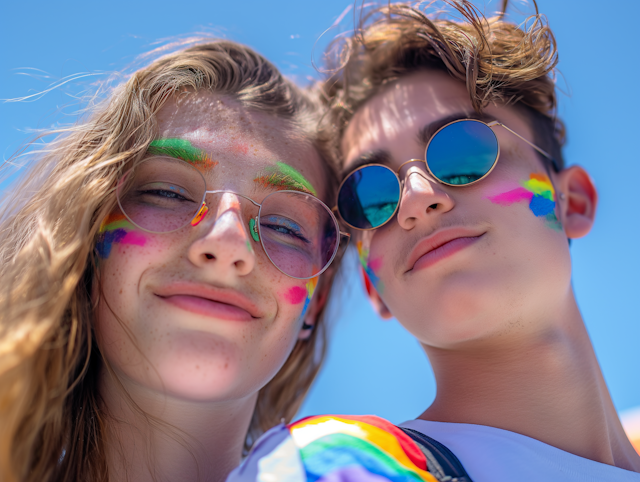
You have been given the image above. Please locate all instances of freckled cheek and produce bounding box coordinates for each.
[98,234,176,302]
[114,233,172,257]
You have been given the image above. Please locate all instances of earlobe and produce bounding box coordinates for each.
[557,165,598,239]
[361,267,393,320]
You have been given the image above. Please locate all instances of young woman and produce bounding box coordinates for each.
[0,40,346,482]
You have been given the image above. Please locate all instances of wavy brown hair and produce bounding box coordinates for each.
[0,40,339,482]
[321,0,565,169]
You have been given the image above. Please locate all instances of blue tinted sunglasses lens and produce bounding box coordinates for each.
[338,165,400,229]
[427,120,499,185]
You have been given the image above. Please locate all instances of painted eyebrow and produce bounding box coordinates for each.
[147,138,215,167]
[253,162,318,196]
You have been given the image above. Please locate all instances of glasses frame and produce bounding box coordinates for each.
[117,157,349,280]
[336,118,558,231]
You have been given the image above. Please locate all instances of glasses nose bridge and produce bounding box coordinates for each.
[203,189,260,208]
[397,159,434,186]
[197,190,260,231]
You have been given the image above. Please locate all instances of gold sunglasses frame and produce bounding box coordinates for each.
[117,156,350,280]
[336,118,557,231]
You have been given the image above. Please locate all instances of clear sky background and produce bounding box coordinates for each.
[1,0,638,423]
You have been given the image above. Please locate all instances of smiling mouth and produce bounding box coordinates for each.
[158,294,255,322]
[406,230,485,273]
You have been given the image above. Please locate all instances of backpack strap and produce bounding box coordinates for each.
[399,427,473,482]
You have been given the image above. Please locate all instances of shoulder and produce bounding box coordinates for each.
[227,414,439,482]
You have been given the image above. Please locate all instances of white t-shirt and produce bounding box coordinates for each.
[400,419,640,482]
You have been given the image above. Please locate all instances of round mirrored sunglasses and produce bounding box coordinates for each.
[336,119,557,230]
[116,156,348,279]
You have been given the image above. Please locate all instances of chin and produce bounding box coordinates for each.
[149,330,257,401]
[391,271,509,347]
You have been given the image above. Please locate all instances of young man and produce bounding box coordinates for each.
[229,2,640,481]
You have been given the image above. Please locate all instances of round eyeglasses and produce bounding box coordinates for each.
[116,156,349,279]
[336,118,558,230]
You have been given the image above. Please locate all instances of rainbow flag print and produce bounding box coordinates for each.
[227,414,439,482]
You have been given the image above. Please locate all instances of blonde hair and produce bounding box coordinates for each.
[322,0,565,169]
[0,40,338,482]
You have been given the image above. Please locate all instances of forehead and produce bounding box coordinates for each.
[155,90,328,198]
[341,70,531,169]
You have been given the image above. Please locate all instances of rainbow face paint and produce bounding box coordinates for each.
[148,138,218,169]
[253,162,317,196]
[96,213,148,258]
[486,173,563,231]
[356,240,385,294]
[299,277,318,320]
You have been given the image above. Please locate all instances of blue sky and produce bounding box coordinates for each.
[1,0,638,422]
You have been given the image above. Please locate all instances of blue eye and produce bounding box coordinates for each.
[261,215,309,243]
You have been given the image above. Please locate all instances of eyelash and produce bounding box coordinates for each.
[261,216,309,243]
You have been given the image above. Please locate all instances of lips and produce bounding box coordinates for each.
[406,227,485,273]
[155,282,260,322]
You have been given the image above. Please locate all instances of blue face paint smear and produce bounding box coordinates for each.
[529,195,556,217]
[96,229,127,258]
[299,277,318,321]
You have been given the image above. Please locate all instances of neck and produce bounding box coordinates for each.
[420,290,640,471]
[100,371,256,482]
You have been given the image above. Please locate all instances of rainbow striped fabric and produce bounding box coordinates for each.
[226,415,439,482]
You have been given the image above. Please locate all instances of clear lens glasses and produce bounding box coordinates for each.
[117,156,342,279]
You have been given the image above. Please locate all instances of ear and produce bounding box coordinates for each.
[297,272,331,341]
[556,165,598,239]
[360,266,393,320]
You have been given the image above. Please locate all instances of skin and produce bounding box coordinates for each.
[341,70,640,471]
[96,91,328,482]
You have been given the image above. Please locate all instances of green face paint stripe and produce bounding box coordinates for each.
[253,173,315,195]
[148,138,214,166]
[249,218,259,242]
[273,162,317,196]
[254,162,317,196]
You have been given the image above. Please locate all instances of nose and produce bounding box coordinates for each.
[396,164,455,230]
[187,193,256,279]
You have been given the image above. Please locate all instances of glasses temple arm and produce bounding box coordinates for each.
[491,121,560,172]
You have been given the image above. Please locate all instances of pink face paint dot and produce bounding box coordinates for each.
[120,231,148,247]
[283,286,307,305]
[367,257,383,272]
